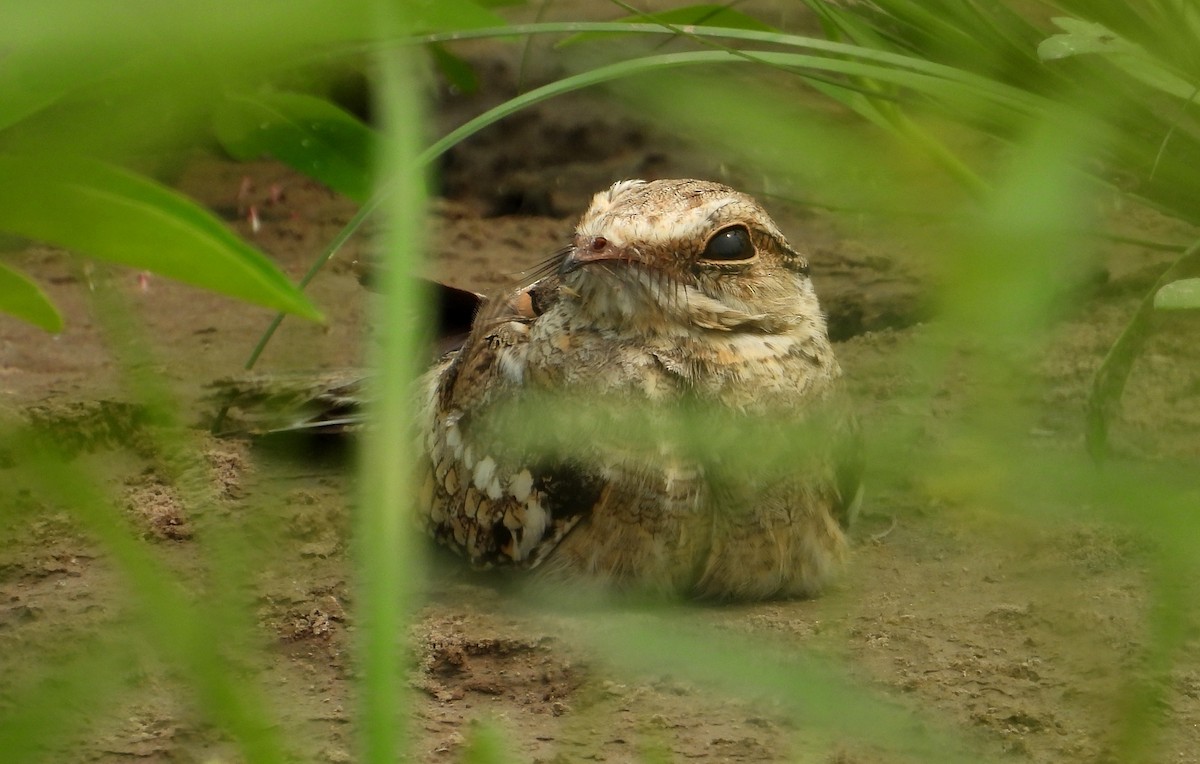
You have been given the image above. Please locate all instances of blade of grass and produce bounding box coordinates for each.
[415,22,1057,112]
[1086,237,1200,460]
[595,3,992,195]
[354,33,428,764]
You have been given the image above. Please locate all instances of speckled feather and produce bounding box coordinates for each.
[210,180,859,599]
[418,179,861,600]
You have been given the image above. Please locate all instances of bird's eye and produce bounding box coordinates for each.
[701,225,755,262]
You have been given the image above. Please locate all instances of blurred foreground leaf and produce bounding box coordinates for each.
[353,39,428,761]
[0,633,135,761]
[0,44,123,134]
[572,612,997,763]
[213,91,379,203]
[0,154,322,323]
[0,260,63,331]
[461,721,516,764]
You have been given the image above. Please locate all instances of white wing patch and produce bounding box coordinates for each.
[472,456,497,492]
[516,495,549,558]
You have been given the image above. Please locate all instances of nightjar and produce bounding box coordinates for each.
[416,179,861,600]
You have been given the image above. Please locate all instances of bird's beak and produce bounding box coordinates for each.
[559,238,628,276]
[559,250,610,275]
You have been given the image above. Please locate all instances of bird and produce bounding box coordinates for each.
[212,179,859,600]
[414,179,861,600]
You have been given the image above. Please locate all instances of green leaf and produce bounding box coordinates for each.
[1038,17,1125,60]
[0,154,321,321]
[428,42,480,94]
[1154,277,1200,310]
[0,260,64,332]
[213,91,379,203]
[1039,17,1198,101]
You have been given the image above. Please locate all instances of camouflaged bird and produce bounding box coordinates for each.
[416,179,861,600]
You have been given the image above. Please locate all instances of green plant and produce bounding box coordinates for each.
[788,0,1200,459]
[0,1,510,331]
[0,3,487,763]
[4,2,1199,763]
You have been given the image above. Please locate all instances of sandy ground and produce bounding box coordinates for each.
[3,38,1200,764]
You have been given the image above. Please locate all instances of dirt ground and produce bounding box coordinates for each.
[3,37,1200,764]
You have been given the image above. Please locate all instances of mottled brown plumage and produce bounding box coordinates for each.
[417,179,860,600]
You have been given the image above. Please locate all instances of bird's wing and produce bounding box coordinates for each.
[418,273,611,568]
[208,370,368,436]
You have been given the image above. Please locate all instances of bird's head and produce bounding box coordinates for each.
[555,179,824,336]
